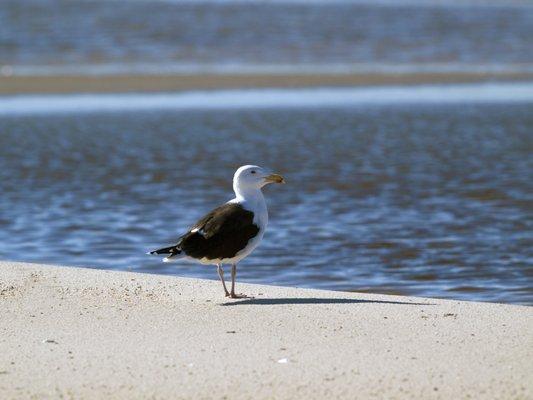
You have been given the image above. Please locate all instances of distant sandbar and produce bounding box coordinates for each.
[2,71,533,95]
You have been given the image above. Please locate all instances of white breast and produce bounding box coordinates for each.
[225,193,268,264]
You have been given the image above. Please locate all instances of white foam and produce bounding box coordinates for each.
[1,82,532,115]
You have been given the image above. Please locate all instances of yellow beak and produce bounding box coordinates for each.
[264,173,286,184]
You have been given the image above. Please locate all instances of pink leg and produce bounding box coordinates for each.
[230,264,253,299]
[217,264,230,297]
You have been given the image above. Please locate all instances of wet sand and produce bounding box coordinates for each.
[2,71,533,94]
[1,261,531,399]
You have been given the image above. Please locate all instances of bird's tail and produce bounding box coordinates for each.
[148,245,182,262]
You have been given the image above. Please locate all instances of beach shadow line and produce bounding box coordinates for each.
[220,297,434,306]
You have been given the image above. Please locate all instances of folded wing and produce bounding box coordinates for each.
[177,203,260,261]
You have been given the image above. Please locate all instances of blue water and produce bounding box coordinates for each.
[0,97,531,304]
[1,0,533,74]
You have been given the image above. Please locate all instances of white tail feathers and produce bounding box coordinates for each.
[163,254,184,263]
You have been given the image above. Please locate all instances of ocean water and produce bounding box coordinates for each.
[1,0,533,74]
[0,98,532,304]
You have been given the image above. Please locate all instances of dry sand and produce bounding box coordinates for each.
[2,71,533,95]
[0,261,531,399]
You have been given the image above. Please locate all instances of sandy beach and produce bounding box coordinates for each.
[1,261,531,399]
[2,71,533,95]
[2,1,533,398]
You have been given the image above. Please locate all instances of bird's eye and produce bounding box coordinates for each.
[251,170,256,174]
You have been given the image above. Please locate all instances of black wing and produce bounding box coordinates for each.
[177,203,260,261]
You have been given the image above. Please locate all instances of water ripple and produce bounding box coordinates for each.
[0,103,532,304]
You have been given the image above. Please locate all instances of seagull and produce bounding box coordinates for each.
[149,165,285,298]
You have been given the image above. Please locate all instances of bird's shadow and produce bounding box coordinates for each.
[220,297,434,306]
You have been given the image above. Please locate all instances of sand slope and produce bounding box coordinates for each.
[0,261,531,399]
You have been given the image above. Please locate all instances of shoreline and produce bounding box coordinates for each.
[2,71,533,95]
[1,261,531,399]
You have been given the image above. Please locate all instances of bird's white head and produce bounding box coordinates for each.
[233,165,285,199]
